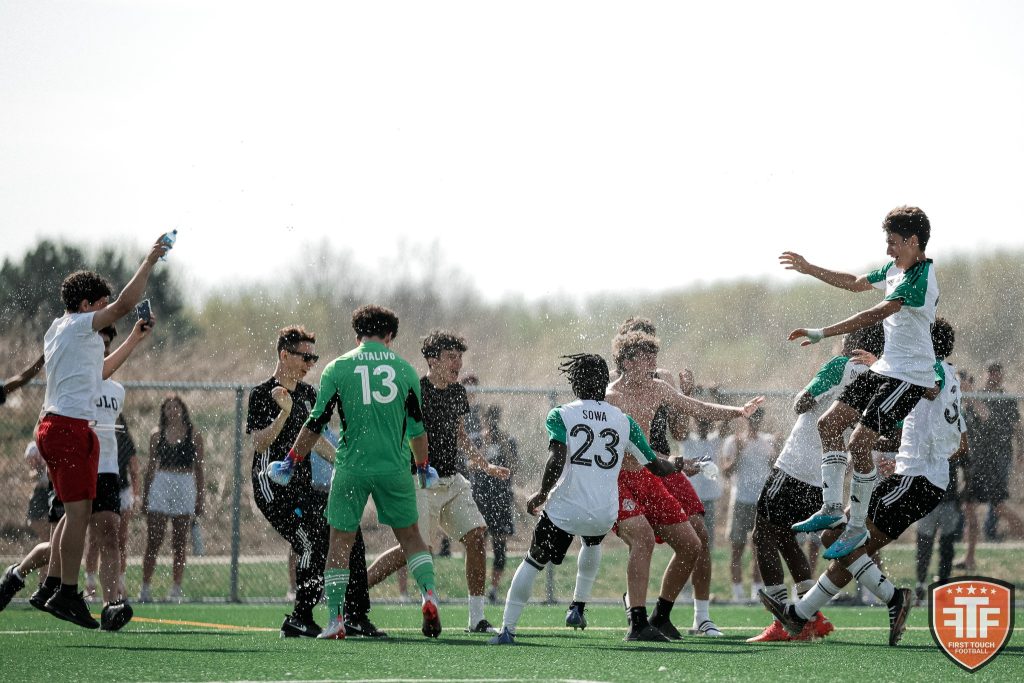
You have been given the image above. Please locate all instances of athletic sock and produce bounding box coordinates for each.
[43,575,60,591]
[694,598,710,623]
[732,582,744,601]
[765,583,788,604]
[795,579,815,599]
[650,597,674,626]
[821,451,849,508]
[848,554,895,603]
[468,595,485,627]
[407,551,437,597]
[849,468,877,527]
[795,575,841,621]
[58,583,79,597]
[324,569,349,620]
[572,544,602,603]
[502,560,541,633]
[12,566,25,582]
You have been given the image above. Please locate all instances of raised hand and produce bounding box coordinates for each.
[788,328,824,347]
[147,236,171,265]
[779,251,812,274]
[739,396,766,418]
[270,386,293,413]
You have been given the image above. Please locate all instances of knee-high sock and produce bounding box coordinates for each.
[502,558,543,633]
[849,468,877,527]
[407,551,437,599]
[821,452,849,508]
[794,574,841,621]
[573,544,602,603]
[848,554,895,603]
[324,568,349,620]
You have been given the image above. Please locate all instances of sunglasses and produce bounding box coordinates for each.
[285,349,320,363]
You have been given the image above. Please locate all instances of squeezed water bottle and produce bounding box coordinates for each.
[159,229,177,261]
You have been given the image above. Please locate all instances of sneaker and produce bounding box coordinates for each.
[792,506,847,533]
[45,591,100,629]
[421,599,442,638]
[689,619,723,637]
[823,525,869,560]
[654,619,683,640]
[316,616,346,640]
[344,615,387,638]
[625,624,671,642]
[138,585,152,604]
[488,626,515,645]
[167,584,184,603]
[29,584,56,613]
[746,620,791,642]
[265,458,295,486]
[100,600,134,632]
[466,619,498,634]
[887,588,912,647]
[812,612,835,639]
[0,564,26,612]
[565,603,588,630]
[281,613,323,638]
[757,588,807,637]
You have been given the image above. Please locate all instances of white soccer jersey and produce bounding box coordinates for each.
[865,260,939,388]
[544,399,657,536]
[776,356,869,487]
[896,361,964,489]
[94,379,126,474]
[43,311,104,421]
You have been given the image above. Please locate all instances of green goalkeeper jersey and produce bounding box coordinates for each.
[305,341,426,476]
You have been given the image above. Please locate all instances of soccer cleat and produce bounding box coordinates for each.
[344,615,387,638]
[266,458,295,486]
[792,506,847,533]
[421,599,442,638]
[565,603,588,630]
[316,616,346,640]
[488,626,516,645]
[689,619,723,637]
[822,525,869,560]
[45,591,100,629]
[654,619,683,640]
[625,624,672,642]
[757,588,807,637]
[100,599,134,632]
[29,584,56,613]
[812,612,835,639]
[887,588,912,647]
[0,564,26,612]
[746,620,791,642]
[281,613,323,638]
[466,619,498,634]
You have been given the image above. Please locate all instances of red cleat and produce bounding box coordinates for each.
[746,619,792,642]
[421,600,442,638]
[813,612,834,638]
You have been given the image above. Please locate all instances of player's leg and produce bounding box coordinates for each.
[0,541,51,612]
[490,532,507,603]
[440,474,492,632]
[366,545,407,588]
[343,527,386,637]
[566,535,605,630]
[794,401,860,531]
[616,516,656,617]
[684,514,722,637]
[84,523,99,600]
[168,515,190,600]
[914,508,939,600]
[957,499,978,569]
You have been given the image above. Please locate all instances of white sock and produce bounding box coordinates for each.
[821,451,849,508]
[795,575,841,621]
[502,560,542,633]
[572,544,602,603]
[732,582,744,600]
[795,579,815,599]
[765,583,787,603]
[849,468,877,527]
[848,555,896,603]
[694,598,710,623]
[752,581,765,596]
[468,594,485,627]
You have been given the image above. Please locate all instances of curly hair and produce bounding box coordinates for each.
[883,206,930,250]
[351,304,399,340]
[932,317,955,361]
[421,330,468,359]
[612,331,660,371]
[60,270,112,312]
[559,353,609,401]
[618,316,657,336]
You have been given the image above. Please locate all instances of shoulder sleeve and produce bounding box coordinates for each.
[804,356,849,397]
[934,361,946,390]
[305,364,340,435]
[626,416,658,463]
[404,363,426,438]
[546,408,567,444]
[885,261,930,307]
[77,311,98,335]
[245,385,278,434]
[865,261,893,288]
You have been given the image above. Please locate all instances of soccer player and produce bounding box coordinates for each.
[782,206,938,559]
[760,318,967,647]
[267,305,441,640]
[607,331,764,640]
[366,330,509,633]
[1,354,44,406]
[747,325,882,642]
[248,326,381,638]
[489,354,671,645]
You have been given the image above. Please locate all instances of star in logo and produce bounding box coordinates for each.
[956,586,964,593]
[967,585,977,594]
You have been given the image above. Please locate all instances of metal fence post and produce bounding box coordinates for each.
[229,386,244,603]
[545,388,559,605]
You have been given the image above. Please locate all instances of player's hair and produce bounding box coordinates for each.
[618,316,657,336]
[932,317,955,361]
[421,330,468,359]
[559,354,609,401]
[60,270,112,312]
[883,206,930,250]
[844,322,885,357]
[99,324,118,342]
[612,331,660,371]
[277,325,316,353]
[351,304,399,340]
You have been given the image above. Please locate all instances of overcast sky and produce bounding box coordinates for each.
[1,1,1021,302]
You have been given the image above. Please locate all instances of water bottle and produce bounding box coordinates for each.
[159,229,178,261]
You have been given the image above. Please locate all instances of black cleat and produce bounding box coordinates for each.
[653,619,683,640]
[465,619,498,634]
[280,613,323,638]
[29,584,56,613]
[887,588,913,647]
[625,624,672,642]
[345,615,388,638]
[758,588,806,637]
[100,600,134,632]
[45,591,99,629]
[0,564,26,612]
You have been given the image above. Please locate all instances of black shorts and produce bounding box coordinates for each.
[838,370,927,440]
[867,474,944,540]
[27,485,50,522]
[526,513,605,567]
[47,473,122,522]
[755,467,823,530]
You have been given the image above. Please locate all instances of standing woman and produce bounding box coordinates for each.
[140,395,205,602]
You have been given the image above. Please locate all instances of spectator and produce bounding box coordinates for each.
[681,414,723,545]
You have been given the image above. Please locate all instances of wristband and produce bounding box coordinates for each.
[805,328,825,344]
[287,447,305,463]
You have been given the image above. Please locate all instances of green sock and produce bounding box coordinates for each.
[407,551,437,597]
[324,568,349,619]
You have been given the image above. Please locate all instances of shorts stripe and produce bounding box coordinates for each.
[878,381,911,414]
[296,527,312,570]
[881,476,914,506]
[766,471,787,500]
[257,450,273,502]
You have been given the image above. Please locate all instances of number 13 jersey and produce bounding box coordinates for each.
[545,399,658,536]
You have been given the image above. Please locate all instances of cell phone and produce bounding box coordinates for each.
[136,299,152,324]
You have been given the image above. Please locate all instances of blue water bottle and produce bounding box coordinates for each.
[160,229,178,261]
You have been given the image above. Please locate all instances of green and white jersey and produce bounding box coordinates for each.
[897,361,964,490]
[865,259,939,387]
[775,355,869,487]
[545,399,658,536]
[305,341,426,476]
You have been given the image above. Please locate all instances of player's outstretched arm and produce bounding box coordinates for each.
[788,299,901,347]
[2,354,44,396]
[103,317,155,379]
[793,391,817,415]
[669,389,765,423]
[779,251,874,292]
[459,421,510,479]
[527,441,567,515]
[92,236,170,331]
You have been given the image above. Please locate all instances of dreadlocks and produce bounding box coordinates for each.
[559,353,610,401]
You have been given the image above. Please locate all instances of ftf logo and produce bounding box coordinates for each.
[930,577,1014,672]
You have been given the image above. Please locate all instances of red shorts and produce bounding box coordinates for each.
[36,414,99,503]
[616,467,688,529]
[663,472,706,517]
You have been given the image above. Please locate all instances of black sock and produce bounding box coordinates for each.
[43,575,60,591]
[59,583,79,597]
[650,597,674,625]
[570,600,586,611]
[629,606,649,629]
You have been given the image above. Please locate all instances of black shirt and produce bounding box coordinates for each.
[247,377,318,489]
[417,376,470,478]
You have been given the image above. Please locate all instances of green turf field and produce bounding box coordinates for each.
[1,603,1019,682]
